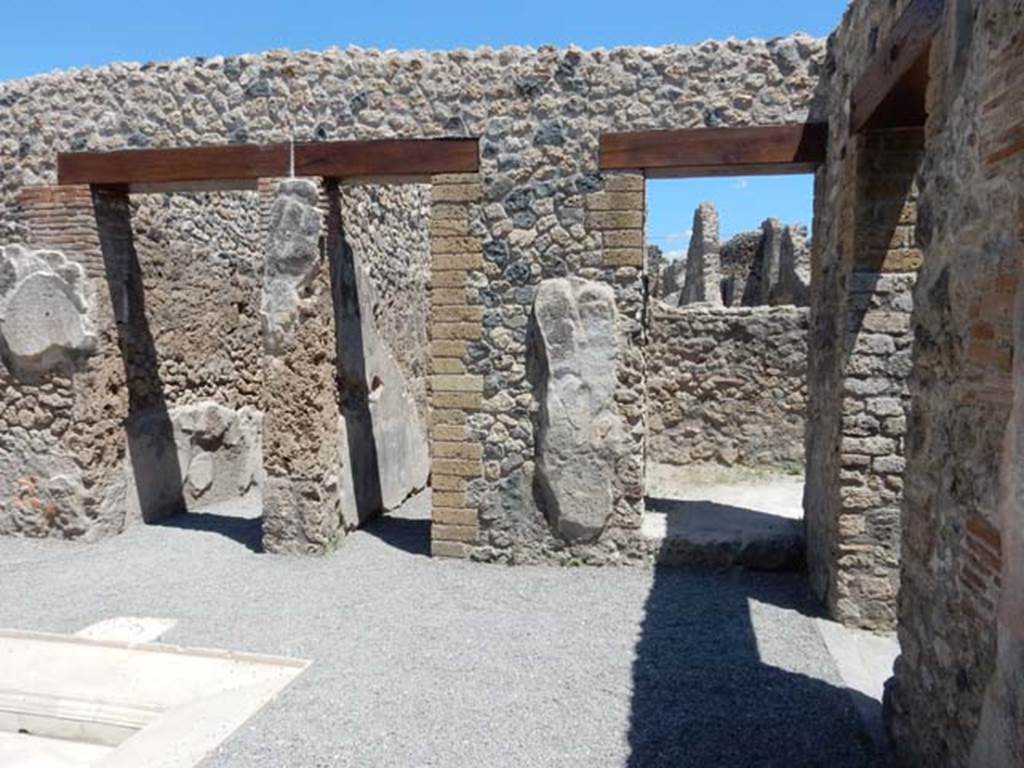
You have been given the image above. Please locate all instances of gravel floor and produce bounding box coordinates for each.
[0,492,883,768]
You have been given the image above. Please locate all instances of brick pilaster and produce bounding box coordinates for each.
[428,173,484,558]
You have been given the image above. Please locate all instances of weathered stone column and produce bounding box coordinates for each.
[260,179,343,554]
[680,202,722,306]
[533,277,624,543]
[0,185,117,539]
[427,173,486,558]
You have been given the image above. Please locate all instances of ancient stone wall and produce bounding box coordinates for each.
[805,0,923,631]
[679,202,722,306]
[0,184,268,538]
[329,183,432,522]
[0,40,826,557]
[719,230,761,306]
[646,303,807,472]
[675,203,811,309]
[809,0,1023,764]
[886,0,1023,764]
[338,184,432,421]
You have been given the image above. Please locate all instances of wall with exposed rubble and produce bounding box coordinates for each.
[0,177,431,541]
[646,302,807,472]
[805,0,923,633]
[889,0,1023,763]
[808,0,1023,765]
[0,39,826,558]
[662,202,811,309]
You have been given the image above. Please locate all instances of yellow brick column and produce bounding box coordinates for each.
[585,172,646,269]
[584,170,648,528]
[428,173,485,558]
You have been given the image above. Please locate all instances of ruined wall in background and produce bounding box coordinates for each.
[0,186,267,539]
[127,192,264,409]
[646,303,807,472]
[0,178,433,541]
[331,182,431,523]
[338,184,432,422]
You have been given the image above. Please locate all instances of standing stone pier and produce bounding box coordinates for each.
[260,179,344,554]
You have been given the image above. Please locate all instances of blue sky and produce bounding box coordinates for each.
[2,0,843,247]
[647,175,816,258]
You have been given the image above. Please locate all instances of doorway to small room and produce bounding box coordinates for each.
[643,172,815,568]
[599,123,825,567]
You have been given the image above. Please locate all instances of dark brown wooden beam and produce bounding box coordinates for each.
[850,0,946,133]
[58,143,290,188]
[599,123,828,175]
[293,138,479,179]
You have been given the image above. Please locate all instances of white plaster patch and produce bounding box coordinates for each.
[0,730,112,768]
[75,617,178,645]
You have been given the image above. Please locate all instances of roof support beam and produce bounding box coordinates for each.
[599,123,828,177]
[849,0,946,133]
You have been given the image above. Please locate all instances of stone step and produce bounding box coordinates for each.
[641,497,804,571]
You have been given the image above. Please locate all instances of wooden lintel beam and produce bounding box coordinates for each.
[850,0,946,133]
[599,123,829,175]
[57,138,480,188]
[644,162,821,179]
[293,138,479,178]
[58,144,290,187]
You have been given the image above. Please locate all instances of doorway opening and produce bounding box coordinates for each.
[642,173,815,567]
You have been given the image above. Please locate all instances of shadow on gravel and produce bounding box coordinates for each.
[155,511,264,554]
[627,567,886,768]
[361,514,431,557]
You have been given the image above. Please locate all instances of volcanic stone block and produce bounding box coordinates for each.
[333,241,430,525]
[0,245,96,376]
[680,203,722,306]
[0,446,94,539]
[533,277,625,543]
[101,402,263,525]
[261,180,322,355]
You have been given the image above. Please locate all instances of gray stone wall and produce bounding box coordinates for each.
[646,302,807,472]
[806,0,1023,765]
[128,191,265,409]
[329,181,431,522]
[804,1,922,631]
[884,0,1024,764]
[338,184,432,422]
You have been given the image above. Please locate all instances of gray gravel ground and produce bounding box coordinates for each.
[0,492,883,767]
